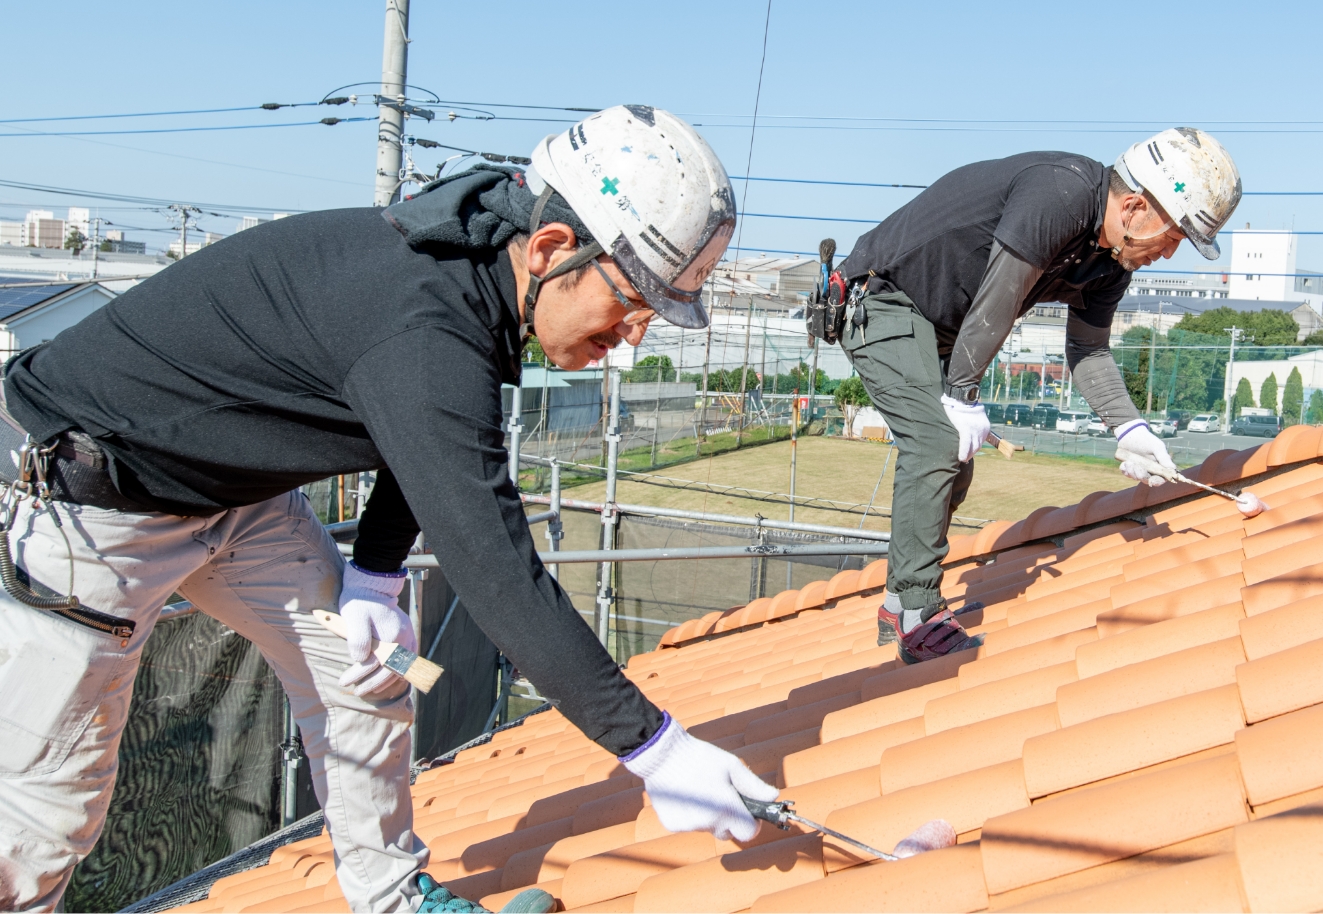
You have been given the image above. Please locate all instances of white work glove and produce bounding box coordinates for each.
[940,395,991,463]
[1115,419,1176,486]
[620,713,778,842]
[336,561,415,697]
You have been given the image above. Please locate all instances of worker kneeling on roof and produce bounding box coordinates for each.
[0,106,779,913]
[823,129,1240,664]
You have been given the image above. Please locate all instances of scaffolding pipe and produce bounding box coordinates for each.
[545,459,562,579]
[596,371,622,645]
[519,493,890,542]
[336,541,889,567]
[508,379,524,487]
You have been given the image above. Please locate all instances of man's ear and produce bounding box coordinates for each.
[526,223,579,276]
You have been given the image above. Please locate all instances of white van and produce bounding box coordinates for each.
[1056,410,1092,433]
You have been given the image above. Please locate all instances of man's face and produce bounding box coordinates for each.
[517,226,657,370]
[1110,193,1186,271]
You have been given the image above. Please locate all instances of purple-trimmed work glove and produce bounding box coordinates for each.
[619,712,778,842]
[336,561,415,697]
[1115,419,1176,486]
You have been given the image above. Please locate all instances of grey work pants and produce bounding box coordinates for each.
[0,491,427,912]
[842,293,974,610]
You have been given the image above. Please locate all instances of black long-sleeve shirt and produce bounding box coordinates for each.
[3,207,662,756]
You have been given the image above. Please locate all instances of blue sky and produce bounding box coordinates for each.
[5,0,1323,273]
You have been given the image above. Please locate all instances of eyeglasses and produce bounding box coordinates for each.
[592,259,655,327]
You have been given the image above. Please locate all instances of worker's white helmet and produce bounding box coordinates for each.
[530,106,735,329]
[1114,127,1241,260]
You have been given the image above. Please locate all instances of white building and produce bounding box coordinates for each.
[1226,351,1323,416]
[66,207,90,240]
[22,210,65,249]
[0,222,21,246]
[1127,272,1229,300]
[0,281,117,356]
[0,245,169,294]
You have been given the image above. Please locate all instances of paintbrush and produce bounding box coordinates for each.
[312,609,444,693]
[986,430,1024,459]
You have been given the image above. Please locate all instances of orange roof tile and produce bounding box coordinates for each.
[171,447,1323,913]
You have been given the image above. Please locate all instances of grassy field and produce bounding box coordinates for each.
[554,435,1130,537]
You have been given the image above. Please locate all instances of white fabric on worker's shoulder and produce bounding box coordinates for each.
[620,714,777,842]
[337,562,415,698]
[1115,419,1176,486]
[940,395,991,463]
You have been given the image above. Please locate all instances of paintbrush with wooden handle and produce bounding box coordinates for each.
[313,609,444,693]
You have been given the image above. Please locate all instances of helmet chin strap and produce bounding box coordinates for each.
[521,185,603,341]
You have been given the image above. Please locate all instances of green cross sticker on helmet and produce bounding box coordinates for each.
[528,105,736,329]
[1114,127,1242,260]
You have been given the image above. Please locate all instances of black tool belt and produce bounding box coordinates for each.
[0,408,144,512]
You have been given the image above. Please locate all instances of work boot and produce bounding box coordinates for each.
[877,594,984,647]
[417,873,490,913]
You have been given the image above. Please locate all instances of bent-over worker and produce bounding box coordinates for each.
[831,128,1241,664]
[0,106,778,913]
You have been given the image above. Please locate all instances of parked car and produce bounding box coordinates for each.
[1005,404,1034,427]
[1230,414,1283,438]
[1154,417,1179,438]
[1085,415,1108,436]
[1188,413,1221,433]
[1031,403,1060,430]
[1055,410,1092,434]
[985,403,1006,424]
[1167,409,1193,429]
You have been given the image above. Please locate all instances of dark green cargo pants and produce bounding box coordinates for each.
[841,292,974,611]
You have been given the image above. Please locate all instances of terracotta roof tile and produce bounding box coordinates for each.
[633,834,823,913]
[1075,602,1245,678]
[780,716,925,787]
[824,761,1027,871]
[1056,638,1246,728]
[1233,803,1323,911]
[924,661,1076,734]
[1095,574,1245,637]
[1004,851,1245,913]
[183,449,1323,913]
[958,628,1098,689]
[879,704,1058,793]
[1234,703,1323,805]
[1022,685,1244,798]
[753,842,987,913]
[1238,595,1323,660]
[987,599,1110,654]
[980,753,1248,895]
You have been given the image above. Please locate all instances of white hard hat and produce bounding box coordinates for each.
[1114,127,1242,260]
[530,105,736,329]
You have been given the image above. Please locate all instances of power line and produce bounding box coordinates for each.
[0,118,375,138]
[0,106,294,124]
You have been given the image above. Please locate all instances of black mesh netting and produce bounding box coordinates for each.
[547,509,874,661]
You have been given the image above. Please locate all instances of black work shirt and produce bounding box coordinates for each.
[840,152,1133,350]
[3,208,662,756]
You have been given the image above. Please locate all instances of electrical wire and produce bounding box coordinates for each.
[0,118,375,138]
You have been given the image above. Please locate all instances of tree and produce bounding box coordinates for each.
[834,375,871,436]
[1283,367,1304,425]
[625,355,674,383]
[1305,330,1323,347]
[1174,307,1300,347]
[1233,377,1255,418]
[1309,390,1323,425]
[786,361,828,394]
[522,336,546,364]
[64,227,86,255]
[1260,373,1279,414]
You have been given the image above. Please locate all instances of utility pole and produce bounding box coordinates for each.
[1224,325,1245,428]
[90,216,101,280]
[373,0,410,207]
[167,204,200,259]
[1145,300,1164,416]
